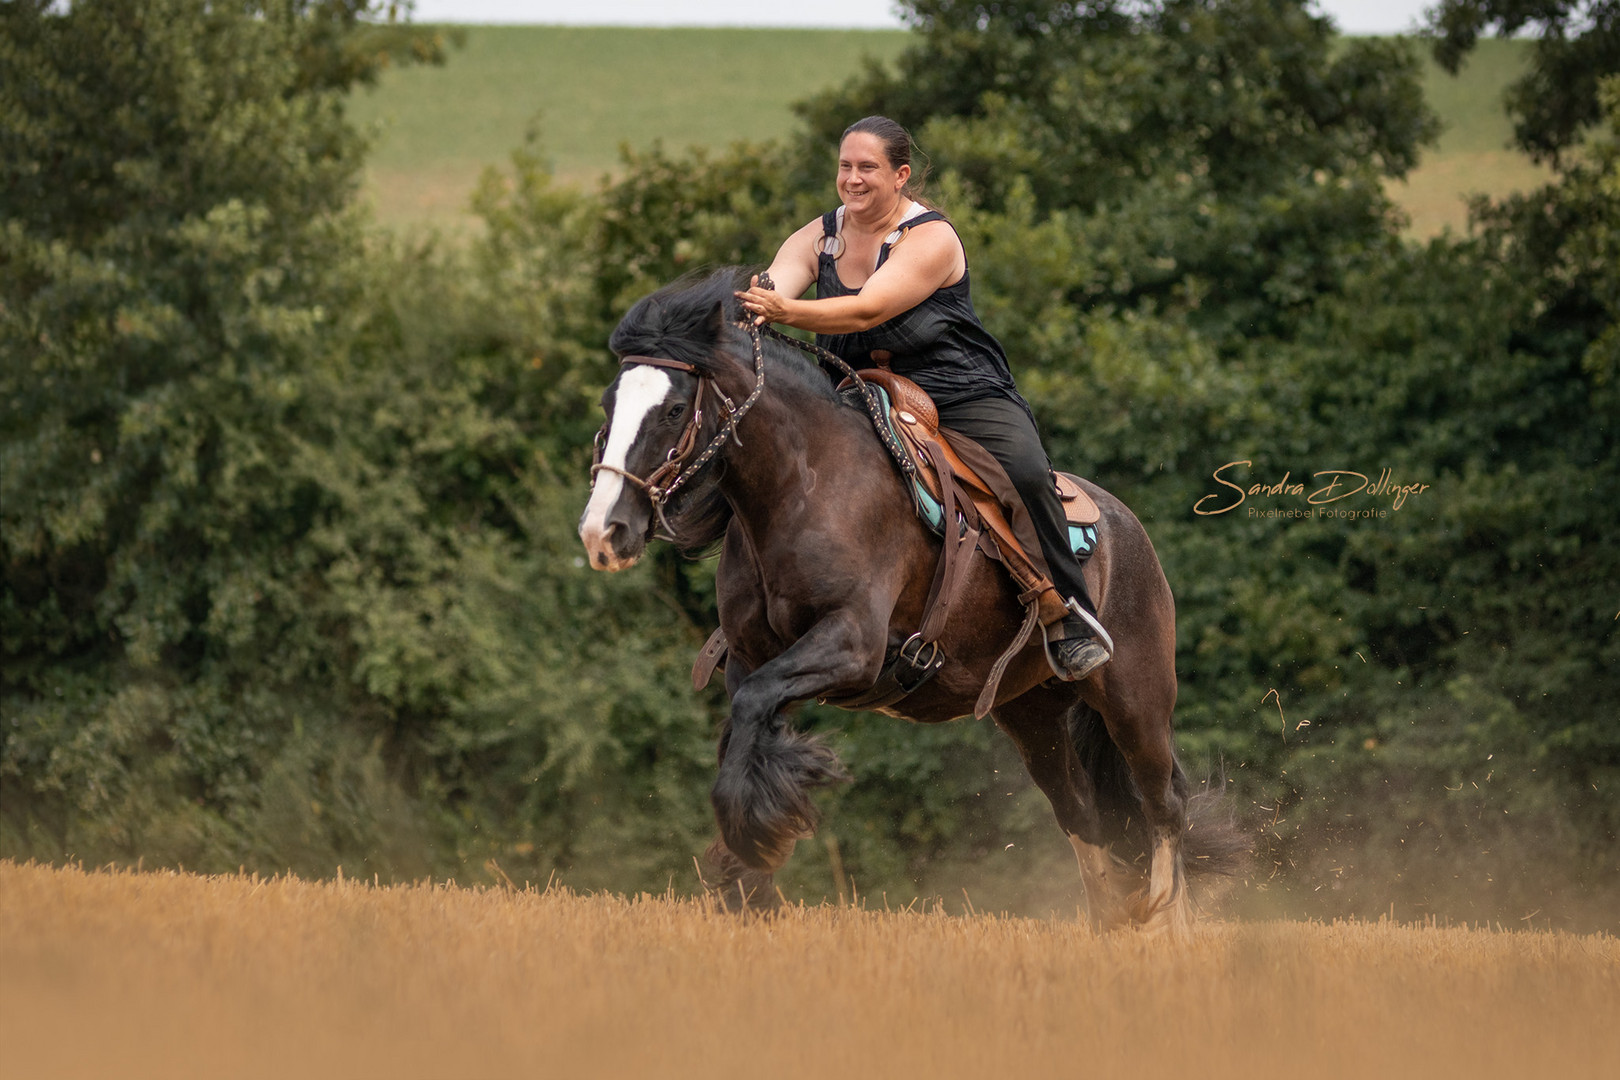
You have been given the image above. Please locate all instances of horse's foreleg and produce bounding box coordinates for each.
[711,611,881,872]
[694,653,782,911]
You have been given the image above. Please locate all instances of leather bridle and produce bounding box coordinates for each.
[589,329,767,540]
[587,285,915,543]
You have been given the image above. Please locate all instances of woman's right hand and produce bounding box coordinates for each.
[735,274,786,326]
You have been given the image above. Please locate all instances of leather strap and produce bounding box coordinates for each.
[692,626,729,691]
[975,594,1043,719]
[916,439,981,645]
[819,634,944,711]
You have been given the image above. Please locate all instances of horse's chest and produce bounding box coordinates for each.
[721,544,852,644]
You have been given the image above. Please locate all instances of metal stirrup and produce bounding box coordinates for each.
[1064,597,1115,656]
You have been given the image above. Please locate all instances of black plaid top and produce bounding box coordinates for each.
[813,209,1021,411]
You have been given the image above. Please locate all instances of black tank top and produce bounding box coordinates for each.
[813,209,1021,411]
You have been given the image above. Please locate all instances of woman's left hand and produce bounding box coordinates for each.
[735,275,786,326]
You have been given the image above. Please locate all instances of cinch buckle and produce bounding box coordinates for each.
[898,632,940,670]
[895,632,944,693]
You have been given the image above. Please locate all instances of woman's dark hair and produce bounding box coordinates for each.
[841,115,934,207]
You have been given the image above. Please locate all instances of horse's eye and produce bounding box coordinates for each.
[667,402,687,421]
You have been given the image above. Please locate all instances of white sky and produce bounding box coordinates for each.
[405,1,1436,35]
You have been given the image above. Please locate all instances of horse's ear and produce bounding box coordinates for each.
[705,299,728,341]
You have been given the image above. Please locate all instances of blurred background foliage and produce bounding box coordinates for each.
[2,0,1615,928]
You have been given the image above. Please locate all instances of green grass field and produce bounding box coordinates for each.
[348,26,908,231]
[347,27,1546,237]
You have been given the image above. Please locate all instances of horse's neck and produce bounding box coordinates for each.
[716,373,882,523]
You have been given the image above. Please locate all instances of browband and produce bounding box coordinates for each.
[620,354,698,374]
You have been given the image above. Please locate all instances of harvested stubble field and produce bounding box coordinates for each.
[3,862,1616,1079]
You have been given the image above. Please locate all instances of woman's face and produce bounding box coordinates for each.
[837,132,910,215]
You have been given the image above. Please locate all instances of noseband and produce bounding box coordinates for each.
[590,325,768,540]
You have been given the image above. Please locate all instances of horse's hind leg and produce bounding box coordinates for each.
[993,685,1130,932]
[1088,668,1192,938]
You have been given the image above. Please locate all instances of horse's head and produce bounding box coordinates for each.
[578,357,705,570]
[579,270,752,571]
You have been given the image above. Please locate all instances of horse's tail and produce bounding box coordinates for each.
[1069,704,1249,878]
[1179,766,1250,879]
[710,718,850,872]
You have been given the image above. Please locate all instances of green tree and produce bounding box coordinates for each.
[5,0,1614,926]
[1178,66,1620,925]
[1,1,733,890]
[0,0,468,875]
[797,0,1438,342]
[771,1,1618,922]
[1426,0,1620,163]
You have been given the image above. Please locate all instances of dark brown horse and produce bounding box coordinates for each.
[579,270,1242,935]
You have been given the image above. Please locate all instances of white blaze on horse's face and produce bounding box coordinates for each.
[579,365,674,572]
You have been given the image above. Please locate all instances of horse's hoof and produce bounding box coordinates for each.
[711,877,783,915]
[1127,885,1196,940]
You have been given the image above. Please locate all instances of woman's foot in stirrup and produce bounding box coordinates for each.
[1054,615,1112,680]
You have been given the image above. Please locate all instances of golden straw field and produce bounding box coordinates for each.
[3,862,1616,1079]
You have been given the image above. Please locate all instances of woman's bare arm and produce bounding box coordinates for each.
[738,220,963,333]
[757,219,822,303]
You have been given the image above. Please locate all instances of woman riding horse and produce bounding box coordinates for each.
[581,268,1244,932]
[580,121,1247,932]
[735,115,1111,681]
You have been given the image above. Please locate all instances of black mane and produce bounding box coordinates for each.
[608,268,749,374]
[608,268,841,400]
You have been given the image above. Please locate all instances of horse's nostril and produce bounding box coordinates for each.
[594,551,608,567]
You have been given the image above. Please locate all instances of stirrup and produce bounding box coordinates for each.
[1041,598,1115,681]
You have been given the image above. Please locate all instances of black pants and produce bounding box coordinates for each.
[936,394,1098,619]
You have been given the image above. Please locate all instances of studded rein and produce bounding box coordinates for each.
[590,328,768,540]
